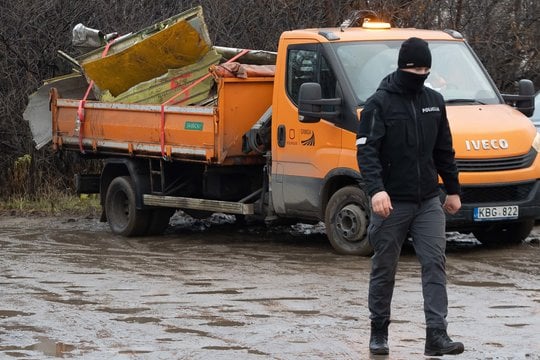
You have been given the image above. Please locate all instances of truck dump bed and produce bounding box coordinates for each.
[51,77,273,165]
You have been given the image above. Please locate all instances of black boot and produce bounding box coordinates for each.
[369,321,389,355]
[424,328,464,356]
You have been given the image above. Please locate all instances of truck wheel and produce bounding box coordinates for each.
[325,186,372,256]
[105,176,150,236]
[472,220,534,244]
[146,208,175,235]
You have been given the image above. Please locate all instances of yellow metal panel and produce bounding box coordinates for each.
[82,17,210,96]
[100,50,221,104]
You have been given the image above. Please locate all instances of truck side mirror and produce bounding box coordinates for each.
[298,82,341,123]
[502,79,535,117]
[517,79,535,117]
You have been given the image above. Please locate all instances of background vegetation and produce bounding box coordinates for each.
[1,0,539,204]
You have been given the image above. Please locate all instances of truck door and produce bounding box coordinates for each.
[272,43,342,219]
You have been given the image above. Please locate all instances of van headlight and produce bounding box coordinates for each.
[534,132,540,152]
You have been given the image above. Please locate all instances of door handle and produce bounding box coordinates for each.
[277,125,286,147]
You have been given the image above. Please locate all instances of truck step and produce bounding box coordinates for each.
[143,194,254,215]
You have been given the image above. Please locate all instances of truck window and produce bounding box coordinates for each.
[286,45,337,105]
[333,41,499,106]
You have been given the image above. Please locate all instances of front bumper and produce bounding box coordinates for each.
[445,180,540,232]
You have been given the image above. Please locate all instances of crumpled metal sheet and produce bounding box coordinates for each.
[78,6,212,97]
[23,73,91,149]
[100,49,221,105]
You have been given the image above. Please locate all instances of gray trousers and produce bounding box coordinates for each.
[368,196,448,329]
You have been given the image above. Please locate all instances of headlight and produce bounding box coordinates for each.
[533,132,540,152]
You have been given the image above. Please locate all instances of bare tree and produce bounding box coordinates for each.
[1,0,538,198]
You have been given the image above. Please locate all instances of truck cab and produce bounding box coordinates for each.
[271,22,539,254]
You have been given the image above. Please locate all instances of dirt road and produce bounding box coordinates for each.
[1,214,539,359]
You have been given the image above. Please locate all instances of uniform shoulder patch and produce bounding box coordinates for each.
[356,137,367,145]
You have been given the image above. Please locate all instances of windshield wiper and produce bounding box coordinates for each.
[445,98,486,105]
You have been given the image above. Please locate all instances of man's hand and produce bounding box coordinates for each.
[443,194,461,214]
[371,191,393,218]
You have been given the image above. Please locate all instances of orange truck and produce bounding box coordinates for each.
[48,17,539,255]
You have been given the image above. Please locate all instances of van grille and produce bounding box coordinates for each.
[456,148,536,172]
[460,182,534,203]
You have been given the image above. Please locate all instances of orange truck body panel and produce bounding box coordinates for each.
[52,77,273,164]
[447,105,540,185]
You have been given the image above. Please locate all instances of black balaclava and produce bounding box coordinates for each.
[396,37,432,93]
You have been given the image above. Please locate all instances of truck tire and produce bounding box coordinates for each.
[105,176,150,236]
[472,220,534,244]
[146,208,175,235]
[325,186,372,256]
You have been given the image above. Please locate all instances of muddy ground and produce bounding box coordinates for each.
[0,213,539,359]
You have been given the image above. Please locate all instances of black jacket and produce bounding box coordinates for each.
[356,71,460,202]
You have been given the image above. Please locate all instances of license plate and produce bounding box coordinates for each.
[473,206,519,221]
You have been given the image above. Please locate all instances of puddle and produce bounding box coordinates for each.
[118,349,152,354]
[504,323,530,327]
[96,307,151,314]
[202,345,249,350]
[184,282,213,286]
[2,324,44,333]
[203,346,270,356]
[201,345,270,355]
[450,280,515,287]
[142,301,187,305]
[247,314,271,318]
[4,352,27,358]
[204,319,245,327]
[141,293,169,297]
[0,310,34,319]
[287,310,321,315]
[484,342,504,347]
[234,297,319,302]
[164,327,209,336]
[114,316,161,324]
[109,288,138,291]
[187,289,242,295]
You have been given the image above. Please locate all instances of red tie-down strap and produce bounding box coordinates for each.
[159,49,250,159]
[77,38,118,153]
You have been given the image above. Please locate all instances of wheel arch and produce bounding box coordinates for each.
[100,158,150,210]
[320,168,364,219]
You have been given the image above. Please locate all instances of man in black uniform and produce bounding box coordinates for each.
[356,37,464,356]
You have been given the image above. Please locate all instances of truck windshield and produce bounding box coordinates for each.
[334,40,499,106]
